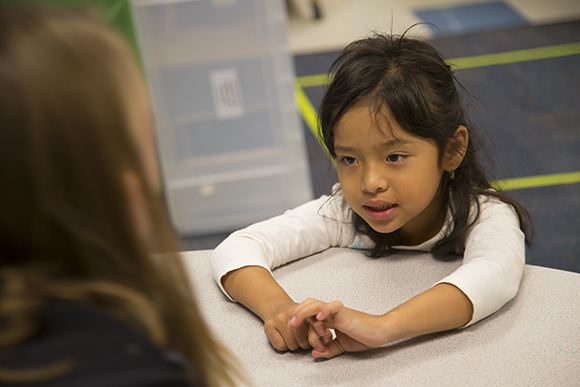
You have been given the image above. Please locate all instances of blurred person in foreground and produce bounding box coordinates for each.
[0,4,245,386]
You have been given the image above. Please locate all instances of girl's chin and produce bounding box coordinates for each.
[361,218,399,235]
[369,225,399,235]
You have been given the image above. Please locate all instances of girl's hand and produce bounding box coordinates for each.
[220,266,332,352]
[263,301,308,351]
[287,299,389,359]
[263,301,331,352]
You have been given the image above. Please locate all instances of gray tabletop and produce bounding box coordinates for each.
[182,248,580,386]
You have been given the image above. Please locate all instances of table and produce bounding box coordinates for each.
[181,248,580,386]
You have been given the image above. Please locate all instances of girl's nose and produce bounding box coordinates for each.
[361,164,388,193]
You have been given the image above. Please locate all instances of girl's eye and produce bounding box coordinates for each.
[387,154,406,163]
[340,156,358,165]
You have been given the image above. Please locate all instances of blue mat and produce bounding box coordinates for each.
[415,1,529,36]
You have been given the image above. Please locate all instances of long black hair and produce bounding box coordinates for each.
[319,30,533,257]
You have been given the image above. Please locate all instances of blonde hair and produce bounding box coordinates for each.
[0,5,244,386]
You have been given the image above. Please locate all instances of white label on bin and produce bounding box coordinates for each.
[210,68,245,120]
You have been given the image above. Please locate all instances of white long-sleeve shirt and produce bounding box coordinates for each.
[210,185,526,326]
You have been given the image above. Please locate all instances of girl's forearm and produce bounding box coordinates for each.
[381,283,473,343]
[224,269,473,349]
[221,266,295,321]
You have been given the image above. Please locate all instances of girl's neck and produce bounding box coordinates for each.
[399,195,447,246]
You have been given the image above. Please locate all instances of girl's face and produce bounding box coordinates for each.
[334,105,447,245]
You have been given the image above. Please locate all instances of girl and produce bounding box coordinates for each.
[0,5,244,385]
[210,31,533,358]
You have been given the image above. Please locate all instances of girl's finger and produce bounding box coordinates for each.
[278,326,300,351]
[321,328,334,344]
[309,319,329,337]
[315,300,344,322]
[307,323,326,352]
[287,314,304,329]
[288,299,327,327]
[264,324,287,351]
[265,321,301,351]
[311,339,345,359]
[292,321,311,350]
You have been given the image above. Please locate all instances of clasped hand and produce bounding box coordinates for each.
[287,298,388,359]
[262,301,332,352]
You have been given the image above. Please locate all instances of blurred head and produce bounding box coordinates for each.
[0,6,242,386]
[0,5,162,276]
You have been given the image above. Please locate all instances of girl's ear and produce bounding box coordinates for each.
[442,125,469,172]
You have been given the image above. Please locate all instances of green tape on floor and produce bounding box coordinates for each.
[449,42,580,69]
[297,42,580,87]
[297,73,333,88]
[491,171,580,191]
[294,84,334,162]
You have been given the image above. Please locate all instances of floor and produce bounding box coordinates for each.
[182,0,580,274]
[286,0,580,54]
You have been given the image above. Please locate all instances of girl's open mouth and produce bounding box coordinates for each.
[364,204,398,221]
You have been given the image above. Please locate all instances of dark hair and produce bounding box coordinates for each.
[319,30,533,257]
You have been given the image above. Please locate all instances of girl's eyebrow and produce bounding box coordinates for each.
[335,138,414,152]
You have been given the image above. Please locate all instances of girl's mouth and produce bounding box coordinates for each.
[363,203,398,221]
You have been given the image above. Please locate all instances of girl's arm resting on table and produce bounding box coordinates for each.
[434,198,525,326]
[222,265,331,351]
[288,198,522,358]
[221,266,292,323]
[211,191,354,351]
[382,282,473,341]
[210,192,354,300]
[288,283,473,359]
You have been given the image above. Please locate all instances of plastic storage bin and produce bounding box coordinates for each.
[131,0,313,235]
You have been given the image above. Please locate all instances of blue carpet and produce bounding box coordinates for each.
[415,1,529,36]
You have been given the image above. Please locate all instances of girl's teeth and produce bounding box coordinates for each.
[369,204,392,210]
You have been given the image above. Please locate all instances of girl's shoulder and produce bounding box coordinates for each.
[291,183,352,222]
[472,191,521,226]
[318,184,375,250]
[290,183,369,249]
[316,183,352,219]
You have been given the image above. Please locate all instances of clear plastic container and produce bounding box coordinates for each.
[131,0,313,235]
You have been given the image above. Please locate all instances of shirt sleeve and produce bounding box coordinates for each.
[434,196,526,326]
[210,188,357,300]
